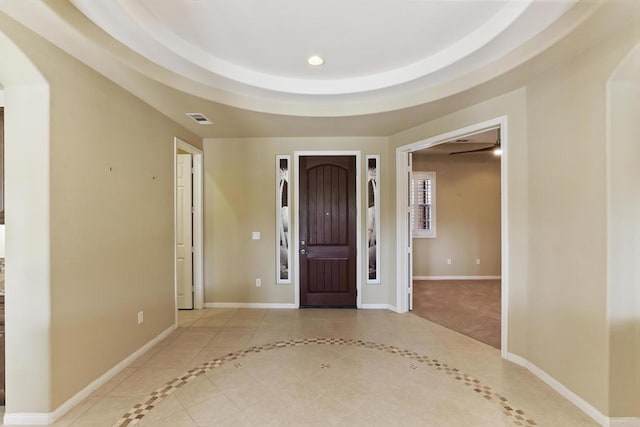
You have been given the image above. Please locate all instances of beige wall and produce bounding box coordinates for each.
[606,45,640,417]
[0,13,201,412]
[412,153,501,277]
[391,8,640,417]
[608,79,640,417]
[49,66,200,408]
[525,20,639,415]
[203,137,392,307]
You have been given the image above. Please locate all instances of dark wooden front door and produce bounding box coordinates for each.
[299,156,357,307]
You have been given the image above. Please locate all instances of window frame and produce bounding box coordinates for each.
[276,155,292,284]
[366,155,380,284]
[411,171,436,239]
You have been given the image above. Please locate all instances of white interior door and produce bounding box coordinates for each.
[177,154,193,309]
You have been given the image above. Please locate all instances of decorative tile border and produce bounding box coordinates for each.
[114,338,536,426]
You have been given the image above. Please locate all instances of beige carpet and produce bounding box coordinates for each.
[412,280,501,349]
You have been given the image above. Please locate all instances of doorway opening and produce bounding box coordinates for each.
[396,117,509,357]
[294,151,362,308]
[174,138,204,315]
[410,128,502,349]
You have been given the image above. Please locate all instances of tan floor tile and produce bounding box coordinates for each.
[259,317,295,329]
[35,308,604,427]
[205,363,257,391]
[261,310,299,325]
[64,396,142,427]
[137,410,197,427]
[153,330,184,347]
[90,367,138,397]
[188,346,241,367]
[50,397,98,427]
[200,307,238,318]
[231,308,268,318]
[245,327,291,346]
[184,393,248,426]
[225,316,264,328]
[136,394,184,421]
[190,316,231,328]
[127,346,163,368]
[108,367,183,397]
[207,327,255,348]
[174,374,220,408]
[222,382,284,410]
[177,318,198,327]
[288,327,327,339]
[166,329,219,347]
[143,345,203,369]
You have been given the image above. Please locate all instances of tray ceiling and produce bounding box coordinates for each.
[69,0,576,106]
[1,0,625,137]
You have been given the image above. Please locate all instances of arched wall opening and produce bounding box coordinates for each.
[0,29,53,420]
[607,41,640,418]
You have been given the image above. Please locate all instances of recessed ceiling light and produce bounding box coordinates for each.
[307,55,324,66]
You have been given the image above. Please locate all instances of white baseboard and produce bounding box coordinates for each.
[505,352,640,427]
[360,304,395,310]
[2,413,50,426]
[610,419,640,427]
[4,324,177,426]
[204,302,297,309]
[413,275,501,280]
[205,302,396,311]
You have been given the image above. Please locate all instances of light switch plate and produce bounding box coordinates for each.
[252,232,261,240]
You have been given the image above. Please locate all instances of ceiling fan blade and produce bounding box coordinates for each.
[449,145,495,155]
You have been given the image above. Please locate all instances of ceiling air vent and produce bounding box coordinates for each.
[185,112,213,125]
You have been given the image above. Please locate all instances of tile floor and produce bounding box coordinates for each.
[2,308,597,426]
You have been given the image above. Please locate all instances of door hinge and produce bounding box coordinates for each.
[191,246,195,253]
[191,167,195,174]
[191,206,195,214]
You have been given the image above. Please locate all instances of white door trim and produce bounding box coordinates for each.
[293,151,362,309]
[174,138,204,314]
[395,116,509,358]
[176,153,194,309]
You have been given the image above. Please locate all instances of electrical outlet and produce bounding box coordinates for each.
[255,278,261,287]
[476,258,481,265]
[137,311,144,325]
[447,258,452,265]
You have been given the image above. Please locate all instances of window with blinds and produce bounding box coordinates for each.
[411,171,436,238]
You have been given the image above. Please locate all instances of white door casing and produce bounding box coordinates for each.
[395,117,509,359]
[174,138,204,316]
[407,152,413,311]
[176,153,193,309]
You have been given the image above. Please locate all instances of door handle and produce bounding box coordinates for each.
[300,248,308,255]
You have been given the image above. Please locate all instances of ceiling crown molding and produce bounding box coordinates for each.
[58,0,580,115]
